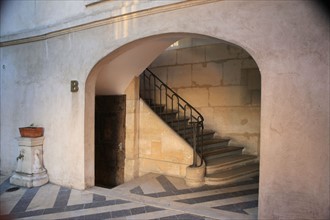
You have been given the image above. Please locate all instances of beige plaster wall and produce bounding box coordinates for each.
[94,37,181,96]
[149,41,261,155]
[0,1,329,219]
[0,38,87,189]
[0,0,183,38]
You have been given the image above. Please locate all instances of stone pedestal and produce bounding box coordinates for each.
[185,162,205,187]
[10,137,49,188]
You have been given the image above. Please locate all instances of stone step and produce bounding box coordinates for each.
[150,104,166,113]
[202,138,231,151]
[142,98,153,105]
[159,110,178,121]
[203,146,244,161]
[206,155,258,174]
[185,130,215,143]
[171,123,216,137]
[174,125,194,135]
[166,117,190,126]
[205,163,259,185]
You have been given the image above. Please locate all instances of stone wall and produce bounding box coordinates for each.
[125,76,197,180]
[124,77,140,182]
[138,99,193,178]
[124,76,195,180]
[149,40,261,155]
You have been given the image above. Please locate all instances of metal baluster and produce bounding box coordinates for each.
[165,87,168,121]
[192,122,197,167]
[200,123,204,166]
[153,76,156,105]
[143,71,146,99]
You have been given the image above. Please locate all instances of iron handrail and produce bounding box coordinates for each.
[140,68,204,167]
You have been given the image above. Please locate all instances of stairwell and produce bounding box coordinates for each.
[140,68,259,186]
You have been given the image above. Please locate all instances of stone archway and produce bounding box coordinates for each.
[84,33,262,188]
[84,34,185,187]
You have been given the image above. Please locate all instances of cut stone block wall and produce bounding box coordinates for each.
[124,77,140,182]
[138,100,193,178]
[150,41,261,155]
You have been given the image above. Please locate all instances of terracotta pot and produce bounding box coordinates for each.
[19,127,44,138]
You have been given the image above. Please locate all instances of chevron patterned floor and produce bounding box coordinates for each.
[0,173,258,219]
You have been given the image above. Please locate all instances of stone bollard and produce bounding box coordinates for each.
[185,162,205,187]
[10,137,49,188]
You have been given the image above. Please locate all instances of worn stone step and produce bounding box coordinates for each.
[182,129,212,138]
[150,104,166,113]
[166,117,190,126]
[202,138,231,151]
[203,146,244,161]
[205,163,259,185]
[185,130,215,143]
[206,155,258,174]
[174,126,194,135]
[142,98,154,105]
[171,122,194,131]
[160,110,178,121]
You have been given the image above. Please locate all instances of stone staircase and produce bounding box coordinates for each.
[140,70,259,186]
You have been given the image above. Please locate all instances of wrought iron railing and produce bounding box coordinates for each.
[140,68,204,167]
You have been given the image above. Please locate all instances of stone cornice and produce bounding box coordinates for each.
[0,0,220,47]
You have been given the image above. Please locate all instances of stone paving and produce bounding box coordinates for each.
[0,173,258,219]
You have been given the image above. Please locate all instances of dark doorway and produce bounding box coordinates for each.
[95,95,126,188]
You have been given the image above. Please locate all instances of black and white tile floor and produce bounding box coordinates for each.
[0,173,258,219]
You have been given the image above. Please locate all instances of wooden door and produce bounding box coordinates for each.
[95,95,126,188]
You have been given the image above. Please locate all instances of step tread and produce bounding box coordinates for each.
[150,104,165,107]
[203,138,230,146]
[165,116,189,122]
[159,110,178,115]
[206,154,257,167]
[150,104,165,111]
[142,98,153,104]
[205,163,259,180]
[203,146,244,157]
[183,129,215,136]
[174,125,194,131]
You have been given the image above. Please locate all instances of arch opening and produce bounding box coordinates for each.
[85,33,261,189]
